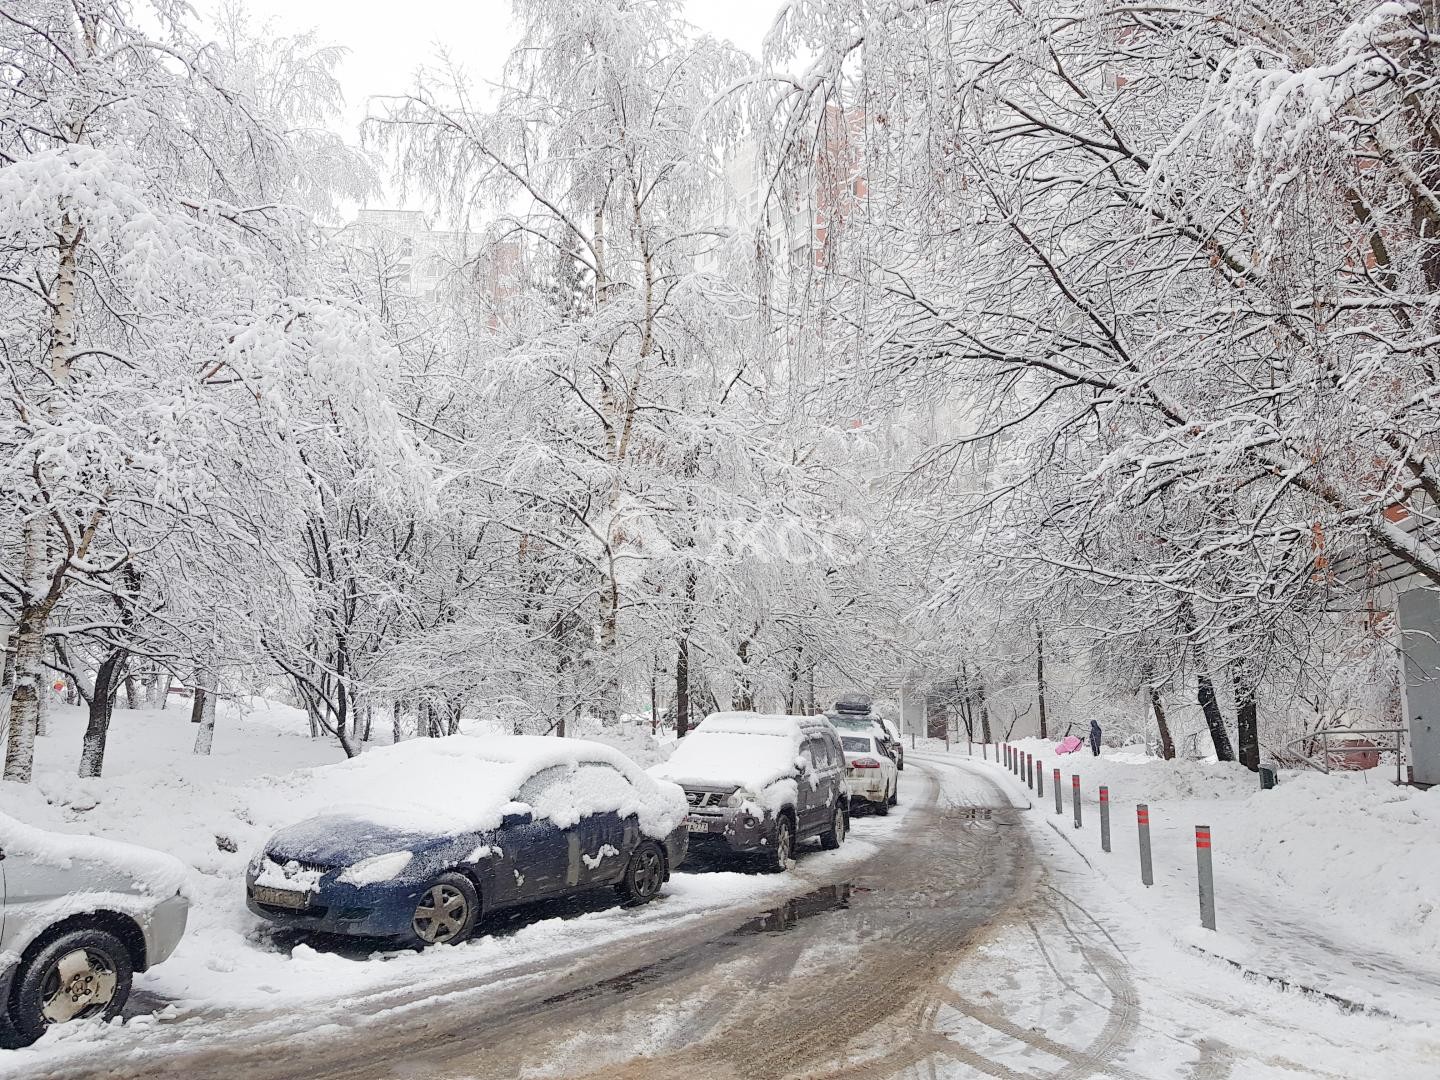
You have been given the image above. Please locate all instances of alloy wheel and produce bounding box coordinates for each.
[633,846,664,899]
[413,883,471,943]
[39,948,118,1025]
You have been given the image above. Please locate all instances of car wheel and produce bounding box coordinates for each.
[765,815,795,872]
[616,841,666,905]
[10,927,133,1044]
[889,782,899,806]
[819,805,847,849]
[411,872,479,946]
[874,787,891,816]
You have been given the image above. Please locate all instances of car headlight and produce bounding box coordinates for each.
[338,851,414,886]
[725,788,762,809]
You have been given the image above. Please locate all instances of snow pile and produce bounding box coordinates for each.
[272,734,685,840]
[1004,737,1258,804]
[650,713,807,792]
[1228,772,1440,953]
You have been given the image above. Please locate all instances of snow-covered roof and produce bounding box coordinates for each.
[650,712,814,791]
[693,711,820,738]
[281,735,682,838]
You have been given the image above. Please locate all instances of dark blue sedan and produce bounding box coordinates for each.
[246,736,688,946]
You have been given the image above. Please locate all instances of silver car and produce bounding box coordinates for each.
[0,814,190,1045]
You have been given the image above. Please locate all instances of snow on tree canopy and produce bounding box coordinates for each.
[0,811,190,899]
[650,713,813,792]
[280,735,685,838]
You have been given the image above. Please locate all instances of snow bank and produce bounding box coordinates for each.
[1227,772,1440,953]
[1004,737,1257,804]
[978,737,1440,997]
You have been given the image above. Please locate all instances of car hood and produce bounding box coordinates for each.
[265,815,455,866]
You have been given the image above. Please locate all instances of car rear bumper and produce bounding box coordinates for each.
[846,776,888,804]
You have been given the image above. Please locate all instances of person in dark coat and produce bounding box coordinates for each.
[1089,719,1102,756]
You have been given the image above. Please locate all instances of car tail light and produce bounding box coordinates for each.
[850,757,881,769]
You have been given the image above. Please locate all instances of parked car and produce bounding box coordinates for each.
[247,736,687,946]
[826,699,904,771]
[0,814,190,1045]
[649,712,848,871]
[838,731,900,814]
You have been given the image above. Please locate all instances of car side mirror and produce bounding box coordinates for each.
[502,809,533,828]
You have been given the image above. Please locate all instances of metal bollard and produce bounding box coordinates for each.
[1137,804,1153,886]
[1196,826,1216,930]
[1026,754,1034,790]
[1037,763,1044,798]
[1004,744,1009,769]
[1053,768,1062,813]
[1071,774,1082,829]
[1099,786,1111,852]
[982,741,988,761]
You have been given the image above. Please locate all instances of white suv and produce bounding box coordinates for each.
[0,814,189,1045]
[838,732,899,814]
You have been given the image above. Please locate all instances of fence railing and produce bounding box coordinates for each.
[1280,727,1406,785]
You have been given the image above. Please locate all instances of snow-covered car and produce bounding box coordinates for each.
[649,713,848,871]
[826,700,904,771]
[246,736,688,946]
[838,732,899,814]
[0,814,190,1045]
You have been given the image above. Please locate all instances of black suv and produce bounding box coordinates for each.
[649,712,850,871]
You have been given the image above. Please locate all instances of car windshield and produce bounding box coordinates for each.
[840,736,872,753]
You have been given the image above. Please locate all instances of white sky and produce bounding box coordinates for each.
[221,0,783,135]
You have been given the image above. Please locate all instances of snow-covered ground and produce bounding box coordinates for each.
[927,737,1440,1024]
[0,703,910,1075]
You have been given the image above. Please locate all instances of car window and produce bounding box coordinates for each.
[517,764,572,806]
[574,761,637,811]
[840,736,872,753]
[804,736,830,769]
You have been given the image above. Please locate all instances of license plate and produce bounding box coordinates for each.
[684,816,713,833]
[253,885,310,909]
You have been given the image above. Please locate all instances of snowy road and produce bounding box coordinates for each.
[14,755,1437,1078]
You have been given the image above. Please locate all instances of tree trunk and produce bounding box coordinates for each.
[1232,663,1260,771]
[392,699,403,744]
[1196,671,1236,762]
[123,673,139,710]
[158,674,171,710]
[79,651,126,778]
[675,636,691,739]
[1035,626,1049,740]
[192,672,218,755]
[976,678,993,744]
[4,605,48,782]
[1148,685,1176,760]
[733,638,753,711]
[362,703,373,743]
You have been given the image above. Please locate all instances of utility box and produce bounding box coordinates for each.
[1398,587,1440,786]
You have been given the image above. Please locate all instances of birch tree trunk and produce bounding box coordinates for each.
[4,605,48,782]
[192,672,218,755]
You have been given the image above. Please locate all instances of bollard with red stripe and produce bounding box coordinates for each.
[1196,825,1216,930]
[1137,804,1154,886]
[1071,773,1082,829]
[1036,760,1044,798]
[1099,786,1111,852]
[1053,768,1062,813]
